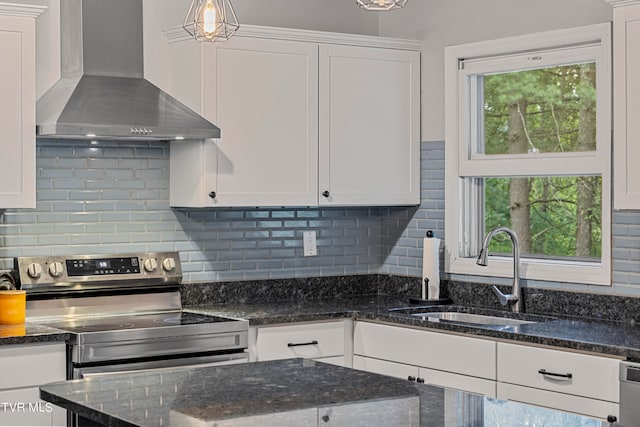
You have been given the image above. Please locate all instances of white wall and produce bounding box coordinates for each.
[378,0,613,142]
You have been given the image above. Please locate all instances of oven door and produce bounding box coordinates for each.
[70,352,248,427]
[73,351,249,379]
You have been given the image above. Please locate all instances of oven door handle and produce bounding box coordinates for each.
[76,354,248,379]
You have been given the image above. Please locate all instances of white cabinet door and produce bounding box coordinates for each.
[353,355,496,397]
[318,396,419,427]
[353,355,419,381]
[496,383,619,421]
[0,387,66,427]
[611,1,640,209]
[171,37,319,208]
[318,44,420,206]
[0,343,66,427]
[0,13,37,208]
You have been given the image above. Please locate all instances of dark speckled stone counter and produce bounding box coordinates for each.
[41,359,421,427]
[0,322,69,345]
[186,295,640,361]
[40,359,606,427]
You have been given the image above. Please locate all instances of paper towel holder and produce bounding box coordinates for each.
[409,278,453,305]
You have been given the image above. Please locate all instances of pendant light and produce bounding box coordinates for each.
[183,0,239,42]
[356,0,407,11]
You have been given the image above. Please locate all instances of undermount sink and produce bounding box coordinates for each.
[388,305,555,328]
[410,311,534,326]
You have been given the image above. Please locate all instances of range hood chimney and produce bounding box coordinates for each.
[36,0,221,140]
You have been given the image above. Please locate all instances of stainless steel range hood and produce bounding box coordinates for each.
[36,0,220,141]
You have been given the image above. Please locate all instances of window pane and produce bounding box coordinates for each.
[481,62,596,155]
[484,176,601,260]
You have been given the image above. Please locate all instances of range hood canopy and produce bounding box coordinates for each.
[37,0,220,141]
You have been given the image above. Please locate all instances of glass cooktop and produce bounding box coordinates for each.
[42,311,238,334]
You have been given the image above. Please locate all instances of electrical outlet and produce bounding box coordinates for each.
[303,231,317,256]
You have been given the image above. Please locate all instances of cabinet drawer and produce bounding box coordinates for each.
[255,321,344,361]
[497,342,619,402]
[0,343,66,389]
[354,322,496,379]
[497,383,619,421]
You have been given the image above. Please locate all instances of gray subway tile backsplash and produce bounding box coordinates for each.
[0,139,638,294]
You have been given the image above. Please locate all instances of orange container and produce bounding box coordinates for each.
[0,324,25,337]
[0,290,26,324]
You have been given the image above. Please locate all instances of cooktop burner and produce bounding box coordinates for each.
[43,311,238,334]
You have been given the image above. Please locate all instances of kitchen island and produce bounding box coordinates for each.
[40,358,607,427]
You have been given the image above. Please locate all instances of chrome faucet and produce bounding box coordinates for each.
[476,227,523,313]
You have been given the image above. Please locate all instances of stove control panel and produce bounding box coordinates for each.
[15,252,182,291]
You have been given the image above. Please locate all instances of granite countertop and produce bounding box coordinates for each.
[0,322,69,345]
[40,358,605,427]
[41,358,420,427]
[185,294,640,360]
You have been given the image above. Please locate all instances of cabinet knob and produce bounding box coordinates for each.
[208,191,216,199]
[607,415,617,423]
[322,190,330,197]
[416,377,425,383]
[407,376,416,382]
[321,414,330,423]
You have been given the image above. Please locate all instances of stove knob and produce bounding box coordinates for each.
[143,258,158,272]
[48,262,64,278]
[27,263,43,279]
[162,257,177,272]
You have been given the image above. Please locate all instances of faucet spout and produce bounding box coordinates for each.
[476,227,523,313]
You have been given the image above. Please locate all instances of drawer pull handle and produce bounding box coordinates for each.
[538,369,573,380]
[287,340,319,347]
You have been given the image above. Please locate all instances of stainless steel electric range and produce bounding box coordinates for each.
[18,252,249,380]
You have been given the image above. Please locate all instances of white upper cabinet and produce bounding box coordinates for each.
[608,0,640,209]
[0,4,44,209]
[319,44,420,206]
[166,26,421,208]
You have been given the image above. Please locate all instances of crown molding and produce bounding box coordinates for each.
[605,0,640,7]
[164,24,423,51]
[0,2,46,18]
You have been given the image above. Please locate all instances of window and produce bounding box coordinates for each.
[444,24,611,286]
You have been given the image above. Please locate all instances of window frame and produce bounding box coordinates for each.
[444,23,612,286]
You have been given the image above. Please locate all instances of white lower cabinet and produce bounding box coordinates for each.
[0,342,66,426]
[353,322,497,397]
[317,396,419,427]
[250,320,350,366]
[188,395,419,427]
[251,319,621,421]
[496,342,620,420]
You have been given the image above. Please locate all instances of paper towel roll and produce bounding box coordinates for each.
[422,234,440,300]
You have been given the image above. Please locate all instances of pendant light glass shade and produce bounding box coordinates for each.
[356,0,407,11]
[183,0,239,42]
